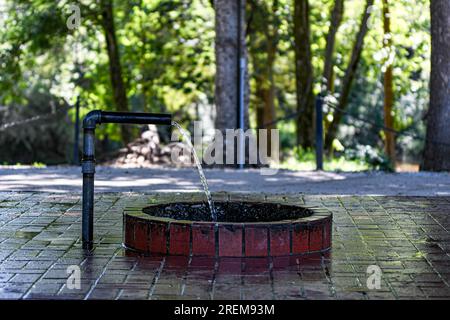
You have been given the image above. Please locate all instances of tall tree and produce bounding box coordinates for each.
[325,0,374,151]
[382,0,395,168]
[322,0,344,94]
[248,0,280,149]
[423,0,450,171]
[293,0,315,148]
[100,0,131,143]
[214,0,249,134]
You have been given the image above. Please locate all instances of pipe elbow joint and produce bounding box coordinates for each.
[83,110,102,129]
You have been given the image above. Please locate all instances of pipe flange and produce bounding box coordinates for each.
[81,161,96,174]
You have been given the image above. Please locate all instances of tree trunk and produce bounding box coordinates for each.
[324,0,374,151]
[422,0,450,171]
[214,0,249,133]
[249,0,279,152]
[100,0,132,143]
[322,0,344,94]
[293,0,315,149]
[382,0,396,168]
[254,63,276,129]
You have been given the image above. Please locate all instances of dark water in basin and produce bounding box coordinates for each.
[143,201,312,223]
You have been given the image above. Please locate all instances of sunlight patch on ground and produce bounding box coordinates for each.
[278,157,370,172]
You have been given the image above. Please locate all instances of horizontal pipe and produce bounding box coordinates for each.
[83,110,172,129]
[100,111,172,126]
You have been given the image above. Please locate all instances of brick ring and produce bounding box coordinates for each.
[123,195,332,257]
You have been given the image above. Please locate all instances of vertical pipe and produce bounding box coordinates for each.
[82,127,96,250]
[237,0,245,169]
[73,96,80,165]
[82,173,94,249]
[238,58,246,169]
[80,110,171,249]
[315,96,324,171]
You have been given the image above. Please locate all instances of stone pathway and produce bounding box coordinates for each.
[1,166,450,196]
[1,192,450,299]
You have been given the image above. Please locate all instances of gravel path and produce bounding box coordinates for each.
[0,166,449,196]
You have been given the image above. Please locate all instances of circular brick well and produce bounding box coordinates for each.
[123,197,332,257]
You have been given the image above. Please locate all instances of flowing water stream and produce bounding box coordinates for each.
[171,121,217,221]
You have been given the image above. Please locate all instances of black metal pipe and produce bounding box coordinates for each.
[236,0,245,169]
[100,111,172,126]
[81,110,172,250]
[82,172,94,248]
[81,125,96,250]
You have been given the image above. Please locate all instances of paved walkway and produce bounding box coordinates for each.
[1,192,450,299]
[1,166,450,196]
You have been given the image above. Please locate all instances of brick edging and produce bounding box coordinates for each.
[123,198,332,257]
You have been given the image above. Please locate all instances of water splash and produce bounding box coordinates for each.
[171,121,217,221]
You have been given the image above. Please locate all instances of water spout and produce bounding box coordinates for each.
[171,121,217,221]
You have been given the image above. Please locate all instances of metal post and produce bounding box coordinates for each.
[315,96,324,171]
[82,126,96,250]
[236,0,245,169]
[73,96,80,165]
[238,57,245,169]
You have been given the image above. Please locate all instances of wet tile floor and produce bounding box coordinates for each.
[0,192,450,300]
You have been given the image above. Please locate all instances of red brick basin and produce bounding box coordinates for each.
[123,196,332,257]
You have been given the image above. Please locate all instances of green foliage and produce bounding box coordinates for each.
[118,0,215,114]
[279,149,370,172]
[0,0,431,168]
[329,0,430,161]
[344,145,393,171]
[0,88,73,164]
[280,145,392,172]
